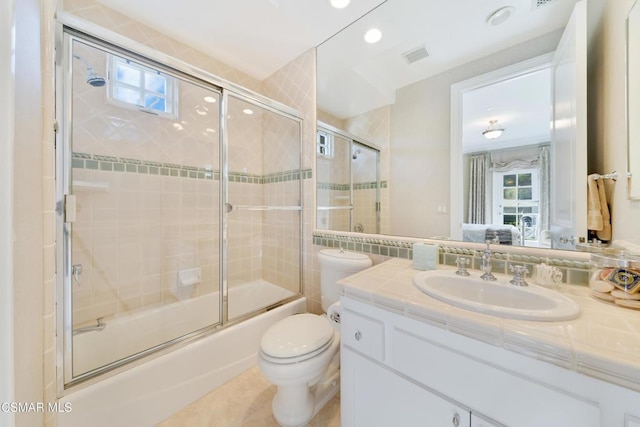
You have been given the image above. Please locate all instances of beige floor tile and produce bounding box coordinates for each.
[157,366,340,427]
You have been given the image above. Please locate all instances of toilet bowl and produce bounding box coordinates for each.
[257,249,372,427]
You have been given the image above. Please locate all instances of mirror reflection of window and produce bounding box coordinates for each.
[494,169,540,244]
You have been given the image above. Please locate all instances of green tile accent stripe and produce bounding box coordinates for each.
[312,231,591,285]
[318,180,388,191]
[313,232,413,260]
[72,152,311,183]
[317,182,350,191]
[353,180,388,190]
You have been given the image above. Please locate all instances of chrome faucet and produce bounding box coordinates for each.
[509,265,529,287]
[480,237,499,281]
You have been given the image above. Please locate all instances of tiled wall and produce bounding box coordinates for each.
[344,105,391,234]
[63,3,307,325]
[262,48,319,313]
[313,232,592,286]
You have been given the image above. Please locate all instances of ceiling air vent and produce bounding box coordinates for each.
[532,0,556,9]
[402,45,429,65]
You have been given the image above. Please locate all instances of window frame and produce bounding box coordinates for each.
[107,55,179,119]
[492,168,541,241]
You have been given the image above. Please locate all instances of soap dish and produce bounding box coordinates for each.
[589,253,640,309]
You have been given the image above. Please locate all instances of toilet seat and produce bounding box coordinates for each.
[260,313,334,364]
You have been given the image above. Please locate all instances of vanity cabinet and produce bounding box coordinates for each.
[341,296,640,427]
[342,348,471,426]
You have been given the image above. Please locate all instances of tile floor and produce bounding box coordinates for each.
[156,366,341,426]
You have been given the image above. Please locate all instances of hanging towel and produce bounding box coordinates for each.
[587,174,603,231]
[596,178,612,241]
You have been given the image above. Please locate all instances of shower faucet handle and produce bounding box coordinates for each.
[72,264,83,286]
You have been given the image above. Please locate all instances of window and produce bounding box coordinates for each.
[493,168,540,242]
[108,56,178,119]
[317,130,334,158]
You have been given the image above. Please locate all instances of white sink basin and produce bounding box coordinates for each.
[413,270,581,321]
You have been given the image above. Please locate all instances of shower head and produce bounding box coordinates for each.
[352,149,361,160]
[73,54,106,87]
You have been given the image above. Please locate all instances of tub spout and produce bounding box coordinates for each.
[73,317,106,336]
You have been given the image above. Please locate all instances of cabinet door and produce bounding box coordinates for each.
[472,413,505,427]
[342,348,470,427]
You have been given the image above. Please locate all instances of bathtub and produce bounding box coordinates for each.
[73,280,296,375]
[58,283,304,427]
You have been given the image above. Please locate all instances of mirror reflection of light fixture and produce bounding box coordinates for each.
[487,6,515,26]
[482,120,505,140]
[330,0,350,8]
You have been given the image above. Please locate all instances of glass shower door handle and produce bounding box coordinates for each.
[71,264,83,286]
[225,203,234,213]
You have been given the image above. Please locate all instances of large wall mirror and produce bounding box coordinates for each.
[316,0,590,251]
[628,0,640,199]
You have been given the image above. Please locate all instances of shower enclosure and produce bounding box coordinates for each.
[316,123,380,234]
[56,31,303,387]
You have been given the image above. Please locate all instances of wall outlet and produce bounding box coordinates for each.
[436,205,448,214]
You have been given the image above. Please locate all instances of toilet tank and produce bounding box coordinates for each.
[318,249,372,311]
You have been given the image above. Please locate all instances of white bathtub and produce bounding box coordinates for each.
[73,280,296,375]
[58,283,304,427]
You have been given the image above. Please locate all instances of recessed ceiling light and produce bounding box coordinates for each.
[203,96,217,103]
[487,6,515,26]
[364,28,382,44]
[330,0,350,9]
[243,108,254,115]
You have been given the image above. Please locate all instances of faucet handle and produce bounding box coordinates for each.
[509,264,529,286]
[486,234,500,245]
[455,256,470,276]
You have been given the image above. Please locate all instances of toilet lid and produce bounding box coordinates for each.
[260,313,334,359]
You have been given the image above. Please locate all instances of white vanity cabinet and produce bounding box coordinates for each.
[342,349,471,427]
[340,296,640,427]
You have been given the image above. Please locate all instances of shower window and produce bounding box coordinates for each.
[108,55,178,118]
[317,130,334,158]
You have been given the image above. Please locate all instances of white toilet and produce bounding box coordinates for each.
[257,248,372,427]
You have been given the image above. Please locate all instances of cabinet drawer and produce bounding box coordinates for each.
[342,308,384,361]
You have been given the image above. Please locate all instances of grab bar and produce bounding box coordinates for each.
[316,206,353,211]
[73,317,106,336]
[227,204,302,212]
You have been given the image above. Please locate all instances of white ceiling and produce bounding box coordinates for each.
[317,0,578,120]
[95,0,387,80]
[462,68,551,153]
[95,0,578,150]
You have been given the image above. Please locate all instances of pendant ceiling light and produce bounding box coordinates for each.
[482,120,505,140]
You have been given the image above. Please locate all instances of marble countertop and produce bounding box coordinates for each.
[338,258,640,393]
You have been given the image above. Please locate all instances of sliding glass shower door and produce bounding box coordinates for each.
[316,125,380,234]
[224,94,302,321]
[63,37,222,381]
[58,32,304,387]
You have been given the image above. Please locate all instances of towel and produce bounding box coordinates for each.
[596,178,612,241]
[612,240,640,256]
[587,174,603,231]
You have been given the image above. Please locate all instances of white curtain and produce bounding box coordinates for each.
[467,154,489,224]
[490,145,540,171]
[538,145,551,234]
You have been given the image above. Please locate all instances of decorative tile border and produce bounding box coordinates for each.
[313,231,591,285]
[317,180,388,191]
[354,180,388,190]
[72,152,311,183]
[317,182,349,191]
